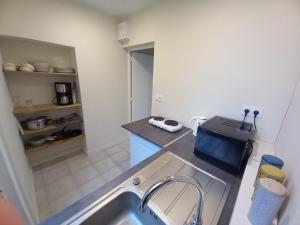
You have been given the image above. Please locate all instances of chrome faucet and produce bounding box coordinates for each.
[140,176,205,225]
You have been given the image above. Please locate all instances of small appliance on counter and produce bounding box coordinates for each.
[55,82,73,105]
[194,116,255,174]
[148,116,183,132]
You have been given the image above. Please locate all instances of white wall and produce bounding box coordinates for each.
[0,52,38,223]
[125,0,300,143]
[131,52,153,121]
[275,76,300,225]
[0,0,128,152]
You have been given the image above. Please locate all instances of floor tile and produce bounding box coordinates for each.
[66,153,91,173]
[42,162,70,185]
[111,151,129,163]
[105,145,124,155]
[49,189,82,215]
[34,144,131,222]
[46,175,77,201]
[118,140,130,151]
[120,160,130,171]
[38,203,51,222]
[94,157,117,174]
[79,175,106,196]
[87,150,109,163]
[33,170,45,191]
[36,188,48,208]
[42,161,65,173]
[72,166,99,185]
[102,166,123,182]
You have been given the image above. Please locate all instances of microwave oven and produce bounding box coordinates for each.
[194,116,255,174]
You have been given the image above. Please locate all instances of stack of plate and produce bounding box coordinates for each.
[19,63,35,72]
[3,62,17,71]
[54,67,75,73]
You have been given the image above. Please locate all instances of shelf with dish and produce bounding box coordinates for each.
[23,114,84,158]
[3,70,78,77]
[25,133,85,155]
[14,103,81,114]
[3,61,77,76]
[22,119,82,136]
[1,36,85,168]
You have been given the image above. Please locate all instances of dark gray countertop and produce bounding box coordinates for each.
[41,122,244,225]
[122,118,191,147]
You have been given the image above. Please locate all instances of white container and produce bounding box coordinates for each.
[34,62,50,72]
[190,116,207,136]
[248,178,287,225]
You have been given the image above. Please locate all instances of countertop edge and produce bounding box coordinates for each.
[122,118,191,147]
[40,124,274,225]
[229,140,277,225]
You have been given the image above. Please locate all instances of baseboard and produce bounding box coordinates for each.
[87,136,128,154]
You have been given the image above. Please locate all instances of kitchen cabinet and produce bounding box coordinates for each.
[130,134,161,166]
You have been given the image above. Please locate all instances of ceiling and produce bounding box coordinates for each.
[74,0,162,17]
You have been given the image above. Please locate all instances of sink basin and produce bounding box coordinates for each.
[80,191,166,225]
[63,152,231,225]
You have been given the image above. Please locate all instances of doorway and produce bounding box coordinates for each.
[130,48,154,122]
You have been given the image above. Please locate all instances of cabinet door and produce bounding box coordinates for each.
[130,134,161,167]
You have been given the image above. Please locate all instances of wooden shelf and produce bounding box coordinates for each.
[25,134,85,154]
[14,103,81,114]
[4,70,77,77]
[22,120,81,136]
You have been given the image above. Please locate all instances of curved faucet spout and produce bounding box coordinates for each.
[140,176,205,225]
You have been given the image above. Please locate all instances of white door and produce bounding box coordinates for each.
[131,52,153,121]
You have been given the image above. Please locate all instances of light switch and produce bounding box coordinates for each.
[154,94,163,103]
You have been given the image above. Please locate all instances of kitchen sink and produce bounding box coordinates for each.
[63,152,231,225]
[80,191,165,225]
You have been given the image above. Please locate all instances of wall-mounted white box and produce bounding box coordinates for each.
[117,22,129,43]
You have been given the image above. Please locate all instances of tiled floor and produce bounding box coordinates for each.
[33,139,130,222]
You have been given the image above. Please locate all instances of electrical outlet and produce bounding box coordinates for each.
[241,105,264,118]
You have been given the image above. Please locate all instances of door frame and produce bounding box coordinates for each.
[0,131,36,225]
[124,42,155,122]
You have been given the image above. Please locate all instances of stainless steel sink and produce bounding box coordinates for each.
[80,191,166,225]
[63,152,231,225]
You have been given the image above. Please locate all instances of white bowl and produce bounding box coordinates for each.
[3,65,17,71]
[3,62,16,67]
[19,66,34,72]
[34,62,50,72]
[21,63,35,71]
